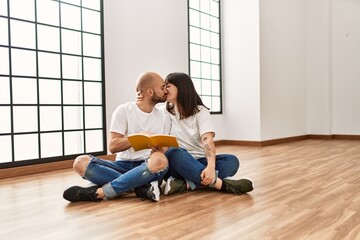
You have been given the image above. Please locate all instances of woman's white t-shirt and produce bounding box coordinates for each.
[109,102,169,161]
[167,105,215,159]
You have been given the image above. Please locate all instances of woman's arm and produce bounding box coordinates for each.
[200,131,217,185]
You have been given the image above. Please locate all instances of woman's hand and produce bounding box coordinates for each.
[200,166,216,186]
[150,146,169,154]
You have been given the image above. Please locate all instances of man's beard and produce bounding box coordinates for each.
[151,93,166,104]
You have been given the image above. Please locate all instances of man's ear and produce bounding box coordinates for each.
[147,88,154,96]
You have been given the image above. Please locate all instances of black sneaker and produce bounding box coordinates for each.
[164,176,187,195]
[134,180,160,202]
[223,178,254,194]
[63,185,100,202]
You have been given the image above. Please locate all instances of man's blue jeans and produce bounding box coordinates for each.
[165,147,239,190]
[83,156,168,199]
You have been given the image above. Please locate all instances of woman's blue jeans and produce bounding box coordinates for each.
[83,156,168,199]
[165,147,240,189]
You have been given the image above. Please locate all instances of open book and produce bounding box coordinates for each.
[127,134,179,151]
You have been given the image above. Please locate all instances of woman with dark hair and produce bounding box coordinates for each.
[163,72,253,195]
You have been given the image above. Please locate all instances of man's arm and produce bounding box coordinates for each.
[108,132,132,154]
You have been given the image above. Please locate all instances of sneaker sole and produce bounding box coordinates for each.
[150,180,160,202]
[164,176,175,195]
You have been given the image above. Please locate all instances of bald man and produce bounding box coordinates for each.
[63,72,169,202]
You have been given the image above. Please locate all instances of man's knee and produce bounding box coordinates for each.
[73,155,91,176]
[147,152,168,173]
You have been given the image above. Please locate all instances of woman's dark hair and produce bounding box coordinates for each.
[165,72,208,119]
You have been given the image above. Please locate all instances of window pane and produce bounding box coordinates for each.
[201,46,210,62]
[200,29,210,46]
[0,18,8,45]
[211,49,220,64]
[190,61,201,78]
[61,3,81,30]
[85,130,103,153]
[200,0,210,13]
[0,47,9,74]
[64,106,83,130]
[41,132,62,158]
[83,33,101,57]
[202,96,212,110]
[192,78,201,94]
[0,107,11,134]
[211,65,220,80]
[190,44,200,61]
[212,80,221,96]
[10,20,35,49]
[189,9,199,26]
[13,106,38,133]
[0,136,12,163]
[37,25,60,52]
[14,134,39,161]
[9,0,34,21]
[84,57,101,81]
[12,77,37,104]
[82,8,100,34]
[11,49,36,76]
[0,77,10,104]
[83,0,100,10]
[210,0,219,17]
[200,13,210,29]
[40,106,62,131]
[210,17,219,32]
[39,79,61,104]
[189,26,200,44]
[85,106,102,129]
[0,0,7,16]
[37,0,59,26]
[62,55,82,79]
[201,62,211,79]
[63,81,83,104]
[84,82,102,104]
[202,80,211,95]
[38,52,60,78]
[64,131,84,155]
[189,0,199,9]
[210,32,219,48]
[61,29,81,55]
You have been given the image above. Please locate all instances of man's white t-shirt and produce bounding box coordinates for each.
[167,105,214,159]
[109,102,169,161]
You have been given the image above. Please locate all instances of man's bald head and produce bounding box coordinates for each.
[136,72,163,92]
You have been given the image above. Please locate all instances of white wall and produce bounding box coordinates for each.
[306,0,331,134]
[259,0,308,140]
[103,0,360,145]
[331,0,360,134]
[103,0,188,144]
[307,0,360,135]
[220,0,261,141]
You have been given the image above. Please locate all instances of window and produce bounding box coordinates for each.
[0,0,105,168]
[188,0,222,113]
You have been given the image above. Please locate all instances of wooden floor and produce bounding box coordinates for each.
[1,139,360,240]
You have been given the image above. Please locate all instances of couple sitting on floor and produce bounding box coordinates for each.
[63,72,253,203]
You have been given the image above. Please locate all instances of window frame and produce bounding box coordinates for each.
[0,0,106,169]
[188,0,223,114]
